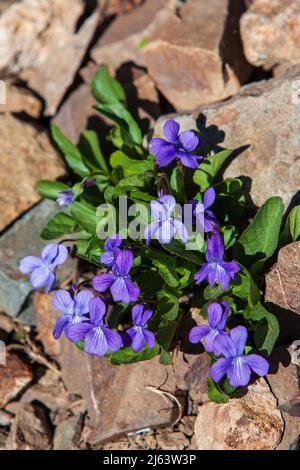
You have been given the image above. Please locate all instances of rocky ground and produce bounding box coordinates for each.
[0,0,300,450]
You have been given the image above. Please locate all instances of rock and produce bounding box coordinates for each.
[20,370,69,413]
[178,415,196,437]
[174,351,210,410]
[0,113,64,232]
[0,0,99,115]
[0,352,33,408]
[59,335,181,444]
[144,0,252,111]
[6,401,52,450]
[98,0,144,16]
[91,0,173,71]
[53,413,84,450]
[194,378,284,450]
[33,292,61,356]
[268,345,300,450]
[0,428,9,450]
[240,0,300,70]
[154,67,300,207]
[155,431,190,450]
[0,1,15,15]
[0,200,58,318]
[53,83,96,144]
[265,242,300,344]
[0,81,43,117]
[54,64,160,142]
[26,12,99,116]
[0,409,13,427]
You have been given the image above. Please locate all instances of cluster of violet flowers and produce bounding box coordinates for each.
[19,238,154,357]
[18,119,269,388]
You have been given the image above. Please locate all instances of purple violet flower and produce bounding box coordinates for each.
[194,232,240,290]
[100,234,122,268]
[57,189,75,207]
[67,297,122,357]
[210,325,269,387]
[150,119,202,169]
[189,301,229,356]
[52,289,94,340]
[19,243,68,292]
[193,187,219,233]
[92,250,140,304]
[144,195,188,245]
[125,304,156,352]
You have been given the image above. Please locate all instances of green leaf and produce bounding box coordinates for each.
[70,200,99,234]
[78,130,109,175]
[278,205,300,248]
[118,171,154,188]
[94,102,142,146]
[146,248,178,287]
[156,313,182,359]
[109,343,160,365]
[110,151,153,177]
[245,304,279,355]
[203,284,225,301]
[207,377,229,404]
[231,268,260,307]
[193,149,232,190]
[234,196,284,274]
[163,240,204,265]
[159,348,173,365]
[51,124,89,177]
[137,271,164,298]
[158,289,180,321]
[41,213,78,240]
[36,180,69,200]
[213,178,246,224]
[91,64,126,105]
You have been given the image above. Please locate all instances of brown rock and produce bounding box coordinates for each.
[194,378,284,450]
[53,412,85,450]
[0,81,42,117]
[154,67,300,207]
[174,351,210,409]
[0,409,13,427]
[54,64,160,142]
[59,336,181,444]
[0,113,65,232]
[268,345,300,450]
[0,0,99,115]
[91,0,173,71]
[6,401,52,450]
[144,0,252,111]
[0,352,33,408]
[20,370,69,413]
[240,0,300,70]
[98,0,144,16]
[265,242,300,344]
[0,1,15,15]
[33,292,61,357]
[155,431,189,450]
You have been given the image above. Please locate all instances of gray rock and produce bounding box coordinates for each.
[154,67,300,207]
